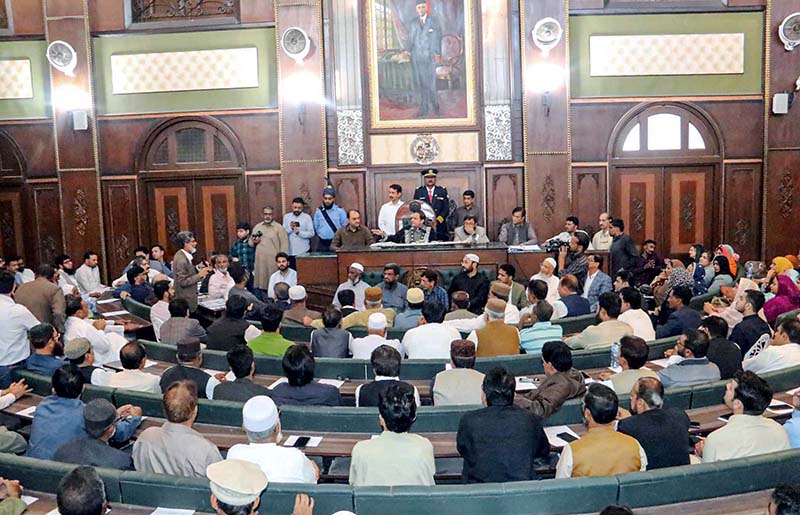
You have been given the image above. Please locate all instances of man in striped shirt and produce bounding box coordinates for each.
[519,301,563,354]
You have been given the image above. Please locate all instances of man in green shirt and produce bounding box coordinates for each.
[247,304,294,357]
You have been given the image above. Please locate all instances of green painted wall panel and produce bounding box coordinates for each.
[93,28,278,115]
[0,41,51,120]
[569,12,764,98]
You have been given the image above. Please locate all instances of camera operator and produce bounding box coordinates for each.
[557,232,590,295]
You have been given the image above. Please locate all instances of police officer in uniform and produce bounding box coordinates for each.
[413,168,449,241]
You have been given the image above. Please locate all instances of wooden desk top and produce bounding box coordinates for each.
[18,491,168,515]
[93,293,150,331]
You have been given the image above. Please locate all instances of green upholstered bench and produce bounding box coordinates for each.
[113,389,245,427]
[776,308,800,328]
[688,365,800,409]
[353,475,620,515]
[14,370,116,403]
[122,297,152,322]
[552,313,598,335]
[279,405,477,433]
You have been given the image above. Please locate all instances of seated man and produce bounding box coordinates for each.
[282,286,321,326]
[555,383,647,477]
[150,280,172,342]
[54,398,134,470]
[332,263,370,312]
[213,346,272,403]
[697,371,790,462]
[267,253,297,301]
[498,264,529,312]
[270,345,340,406]
[335,289,358,318]
[402,301,462,359]
[551,274,591,320]
[349,383,435,486]
[497,207,538,246]
[387,211,441,244]
[310,306,352,358]
[519,301,563,354]
[206,296,257,352]
[133,380,223,477]
[159,298,208,345]
[108,342,161,393]
[583,254,613,312]
[356,345,421,407]
[519,278,549,322]
[458,367,549,483]
[616,377,692,470]
[350,313,404,360]
[467,298,520,357]
[394,288,425,329]
[454,215,489,244]
[24,323,65,377]
[27,366,142,460]
[64,295,126,366]
[655,285,702,339]
[618,287,656,341]
[160,338,220,399]
[565,291,633,351]
[378,263,407,313]
[432,339,485,406]
[766,486,800,515]
[532,258,560,306]
[445,291,478,321]
[743,318,800,374]
[56,466,109,515]
[227,263,267,318]
[658,330,721,388]
[516,340,586,418]
[601,336,658,393]
[112,265,154,304]
[247,304,294,357]
[227,396,319,483]
[64,337,114,386]
[447,189,481,231]
[338,286,396,330]
[420,271,449,311]
[699,315,742,380]
[729,290,771,358]
[271,282,291,311]
[206,254,235,300]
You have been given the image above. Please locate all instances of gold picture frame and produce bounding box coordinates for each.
[365,0,477,129]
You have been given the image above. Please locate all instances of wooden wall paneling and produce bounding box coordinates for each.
[329,171,365,224]
[664,167,713,255]
[239,0,275,23]
[197,181,241,257]
[148,182,192,258]
[723,163,761,262]
[571,103,634,163]
[29,184,63,266]
[247,174,283,226]
[368,173,419,227]
[217,113,280,170]
[612,168,660,247]
[0,124,57,179]
[0,190,24,260]
[88,0,126,32]
[45,0,83,17]
[699,101,764,159]
[486,167,524,239]
[766,150,799,259]
[571,166,607,237]
[528,154,570,240]
[102,180,139,276]
[60,170,102,263]
[768,1,800,149]
[98,119,153,174]
[9,0,44,35]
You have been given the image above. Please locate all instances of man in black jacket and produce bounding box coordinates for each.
[206,296,253,352]
[700,315,742,380]
[457,367,549,483]
[213,346,272,403]
[729,290,771,357]
[447,254,489,314]
[617,377,692,470]
[655,286,702,339]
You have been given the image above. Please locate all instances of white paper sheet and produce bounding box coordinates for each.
[21,495,38,506]
[515,377,538,392]
[318,379,345,389]
[102,310,129,317]
[544,426,581,448]
[283,435,322,447]
[648,358,671,369]
[786,386,800,396]
[144,360,158,369]
[16,406,36,418]
[151,508,195,515]
[96,298,118,305]
[269,377,288,390]
[766,399,795,415]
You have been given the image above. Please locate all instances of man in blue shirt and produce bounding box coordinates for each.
[787,391,800,449]
[313,187,347,252]
[26,366,143,460]
[519,301,563,354]
[283,197,315,268]
[420,270,448,311]
[24,323,65,377]
[112,265,154,304]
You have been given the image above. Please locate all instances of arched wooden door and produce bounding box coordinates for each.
[608,103,722,257]
[137,117,246,261]
[0,131,32,262]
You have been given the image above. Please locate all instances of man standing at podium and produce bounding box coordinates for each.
[413,168,449,241]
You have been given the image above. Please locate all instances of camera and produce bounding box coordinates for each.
[544,239,570,253]
[252,231,263,238]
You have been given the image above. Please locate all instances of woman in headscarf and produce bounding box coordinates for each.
[772,256,794,276]
[715,244,739,277]
[763,275,800,326]
[782,255,800,283]
[707,255,735,296]
[653,260,693,306]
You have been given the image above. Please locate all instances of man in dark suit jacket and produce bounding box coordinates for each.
[403,2,441,117]
[617,377,692,470]
[14,264,66,333]
[172,231,212,313]
[159,298,208,345]
[270,345,339,406]
[159,339,216,399]
[206,296,253,352]
[655,285,702,339]
[700,316,743,380]
[213,346,272,403]
[457,367,549,483]
[413,169,449,241]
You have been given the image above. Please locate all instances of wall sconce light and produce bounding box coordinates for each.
[71,110,89,131]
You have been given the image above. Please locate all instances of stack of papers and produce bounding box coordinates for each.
[199,298,227,311]
[544,426,581,447]
[507,244,542,252]
[515,377,537,392]
[16,406,36,418]
[766,399,795,415]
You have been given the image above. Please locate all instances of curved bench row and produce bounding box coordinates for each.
[0,448,798,515]
[139,335,680,381]
[15,364,800,431]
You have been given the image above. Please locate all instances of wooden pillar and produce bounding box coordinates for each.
[275,0,328,212]
[521,0,570,239]
[43,0,105,278]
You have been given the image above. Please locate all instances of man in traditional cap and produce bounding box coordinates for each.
[160,337,221,399]
[54,398,134,470]
[252,206,289,292]
[350,313,404,359]
[339,286,397,329]
[64,337,114,386]
[332,262,370,312]
[431,339,484,406]
[445,280,519,333]
[401,0,442,118]
[444,291,477,321]
[447,254,489,314]
[227,396,319,483]
[313,186,348,253]
[393,287,425,329]
[283,285,322,326]
[413,168,449,241]
[466,298,520,357]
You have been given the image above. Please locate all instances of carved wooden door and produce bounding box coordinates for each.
[611,167,664,250]
[663,166,715,256]
[146,180,195,259]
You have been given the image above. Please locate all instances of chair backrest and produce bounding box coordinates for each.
[689,292,716,311]
[122,296,152,322]
[279,405,475,433]
[552,313,597,335]
[113,389,245,427]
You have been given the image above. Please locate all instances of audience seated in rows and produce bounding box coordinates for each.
[206,296,257,352]
[655,285,702,339]
[698,315,742,380]
[403,301,461,359]
[552,274,591,320]
[394,287,425,329]
[531,258,560,305]
[447,254,489,314]
[213,346,271,403]
[270,345,340,407]
[228,263,266,318]
[333,263,369,313]
[283,286,321,326]
[54,398,134,470]
[64,337,114,386]
[743,318,800,374]
[158,298,208,345]
[108,342,161,394]
[356,345,421,407]
[445,290,477,322]
[378,263,407,312]
[150,280,172,341]
[420,270,449,311]
[618,287,655,341]
[431,339,484,406]
[583,254,613,313]
[24,323,65,377]
[601,336,658,393]
[64,295,126,367]
[248,304,293,357]
[729,290,771,358]
[467,298,520,357]
[339,286,396,330]
[658,330,721,388]
[565,292,632,351]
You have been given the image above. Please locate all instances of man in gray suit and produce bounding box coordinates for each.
[401,0,442,117]
[172,231,212,313]
[431,339,484,406]
[159,298,208,345]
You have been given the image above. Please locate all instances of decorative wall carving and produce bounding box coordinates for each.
[73,189,89,237]
[0,209,13,249]
[0,61,33,100]
[485,104,512,161]
[734,219,750,247]
[40,236,57,267]
[114,234,130,263]
[680,193,695,231]
[631,197,645,232]
[779,167,793,220]
[541,175,556,222]
[336,109,364,166]
[213,205,227,244]
[131,0,236,23]
[166,203,180,243]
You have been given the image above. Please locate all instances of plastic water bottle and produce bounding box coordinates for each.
[746,262,753,279]
[610,340,620,370]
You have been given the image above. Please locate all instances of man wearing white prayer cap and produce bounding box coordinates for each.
[531,257,560,305]
[284,285,322,325]
[349,312,404,359]
[225,396,320,484]
[333,262,369,312]
[447,254,489,314]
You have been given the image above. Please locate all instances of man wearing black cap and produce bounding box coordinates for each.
[54,399,134,470]
[160,338,221,399]
[413,169,449,241]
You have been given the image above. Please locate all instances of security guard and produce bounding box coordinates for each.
[413,168,449,240]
